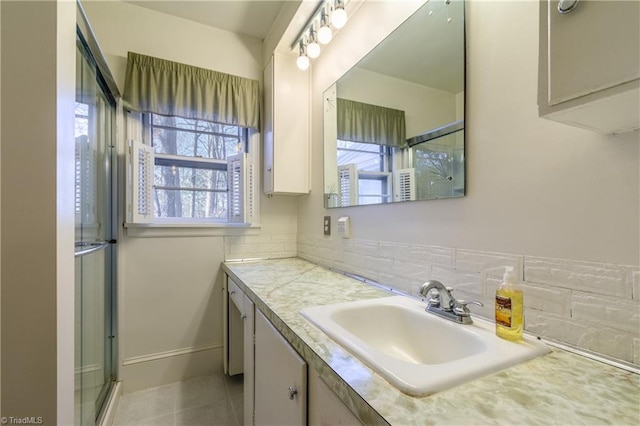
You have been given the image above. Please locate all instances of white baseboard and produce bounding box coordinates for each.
[120,344,223,393]
[121,343,222,366]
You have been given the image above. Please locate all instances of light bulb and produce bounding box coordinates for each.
[307,41,320,58]
[307,27,321,58]
[331,6,347,29]
[318,25,332,44]
[318,10,332,44]
[296,40,309,70]
[297,54,310,70]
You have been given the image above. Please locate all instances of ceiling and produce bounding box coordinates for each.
[125,0,287,40]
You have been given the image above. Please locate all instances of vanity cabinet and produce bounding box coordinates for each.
[224,273,362,425]
[538,0,639,134]
[263,52,311,195]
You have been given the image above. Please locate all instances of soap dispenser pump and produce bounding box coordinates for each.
[495,266,524,341]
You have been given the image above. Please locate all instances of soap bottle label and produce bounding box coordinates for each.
[495,295,512,328]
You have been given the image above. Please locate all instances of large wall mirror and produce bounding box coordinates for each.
[323,0,465,208]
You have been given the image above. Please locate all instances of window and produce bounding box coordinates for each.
[149,114,245,220]
[337,140,392,205]
[127,113,257,225]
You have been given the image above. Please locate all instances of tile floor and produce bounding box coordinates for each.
[113,374,243,426]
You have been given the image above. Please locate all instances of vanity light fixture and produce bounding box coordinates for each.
[293,0,350,70]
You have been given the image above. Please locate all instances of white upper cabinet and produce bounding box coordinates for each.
[263,52,311,194]
[538,0,639,134]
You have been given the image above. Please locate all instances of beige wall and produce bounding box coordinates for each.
[300,0,640,266]
[1,1,76,423]
[82,0,298,392]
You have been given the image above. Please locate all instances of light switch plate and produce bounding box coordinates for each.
[337,216,351,239]
[323,216,331,236]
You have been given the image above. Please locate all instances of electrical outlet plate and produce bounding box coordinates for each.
[337,216,351,238]
[323,216,331,236]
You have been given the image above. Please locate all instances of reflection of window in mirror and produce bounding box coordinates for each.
[337,141,392,206]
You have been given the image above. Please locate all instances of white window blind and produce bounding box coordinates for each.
[338,164,358,207]
[127,140,155,224]
[393,168,416,202]
[75,135,97,225]
[227,153,245,223]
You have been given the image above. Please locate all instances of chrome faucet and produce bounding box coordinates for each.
[418,280,483,325]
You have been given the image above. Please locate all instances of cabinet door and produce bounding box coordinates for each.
[243,295,255,426]
[263,52,310,195]
[547,0,639,105]
[226,277,244,376]
[254,310,307,425]
[308,369,362,426]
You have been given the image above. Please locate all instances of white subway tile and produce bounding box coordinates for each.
[524,256,634,298]
[524,309,587,345]
[520,282,572,316]
[410,244,455,267]
[633,271,640,300]
[378,242,412,261]
[390,259,431,282]
[634,338,640,365]
[270,234,297,242]
[525,310,634,362]
[455,249,523,278]
[344,239,379,256]
[431,266,483,298]
[571,292,640,334]
[257,242,285,253]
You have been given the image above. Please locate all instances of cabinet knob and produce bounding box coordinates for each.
[230,290,236,295]
[288,386,298,400]
[558,0,579,14]
[241,314,247,320]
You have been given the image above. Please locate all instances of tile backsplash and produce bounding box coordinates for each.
[297,234,640,366]
[224,233,297,261]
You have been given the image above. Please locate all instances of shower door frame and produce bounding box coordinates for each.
[75,1,121,422]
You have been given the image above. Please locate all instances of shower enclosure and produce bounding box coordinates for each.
[74,6,119,424]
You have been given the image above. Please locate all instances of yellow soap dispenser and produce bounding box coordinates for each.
[495,266,524,341]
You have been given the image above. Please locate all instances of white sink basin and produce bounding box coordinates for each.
[301,295,549,396]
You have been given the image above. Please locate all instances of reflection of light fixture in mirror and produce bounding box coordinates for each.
[332,0,348,29]
[318,10,332,44]
[307,26,321,58]
[296,39,310,70]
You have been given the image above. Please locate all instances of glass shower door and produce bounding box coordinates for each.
[74,29,116,426]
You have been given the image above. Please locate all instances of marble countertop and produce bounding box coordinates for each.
[222,258,640,425]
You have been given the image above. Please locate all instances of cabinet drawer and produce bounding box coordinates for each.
[228,279,243,312]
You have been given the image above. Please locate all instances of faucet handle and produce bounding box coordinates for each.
[453,300,484,317]
[426,291,441,308]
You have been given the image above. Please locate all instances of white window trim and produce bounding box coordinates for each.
[124,112,261,234]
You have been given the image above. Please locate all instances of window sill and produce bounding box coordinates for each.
[124,221,261,238]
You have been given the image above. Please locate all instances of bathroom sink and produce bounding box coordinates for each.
[300,296,549,396]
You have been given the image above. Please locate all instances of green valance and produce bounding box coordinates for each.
[123,52,259,129]
[337,98,406,148]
